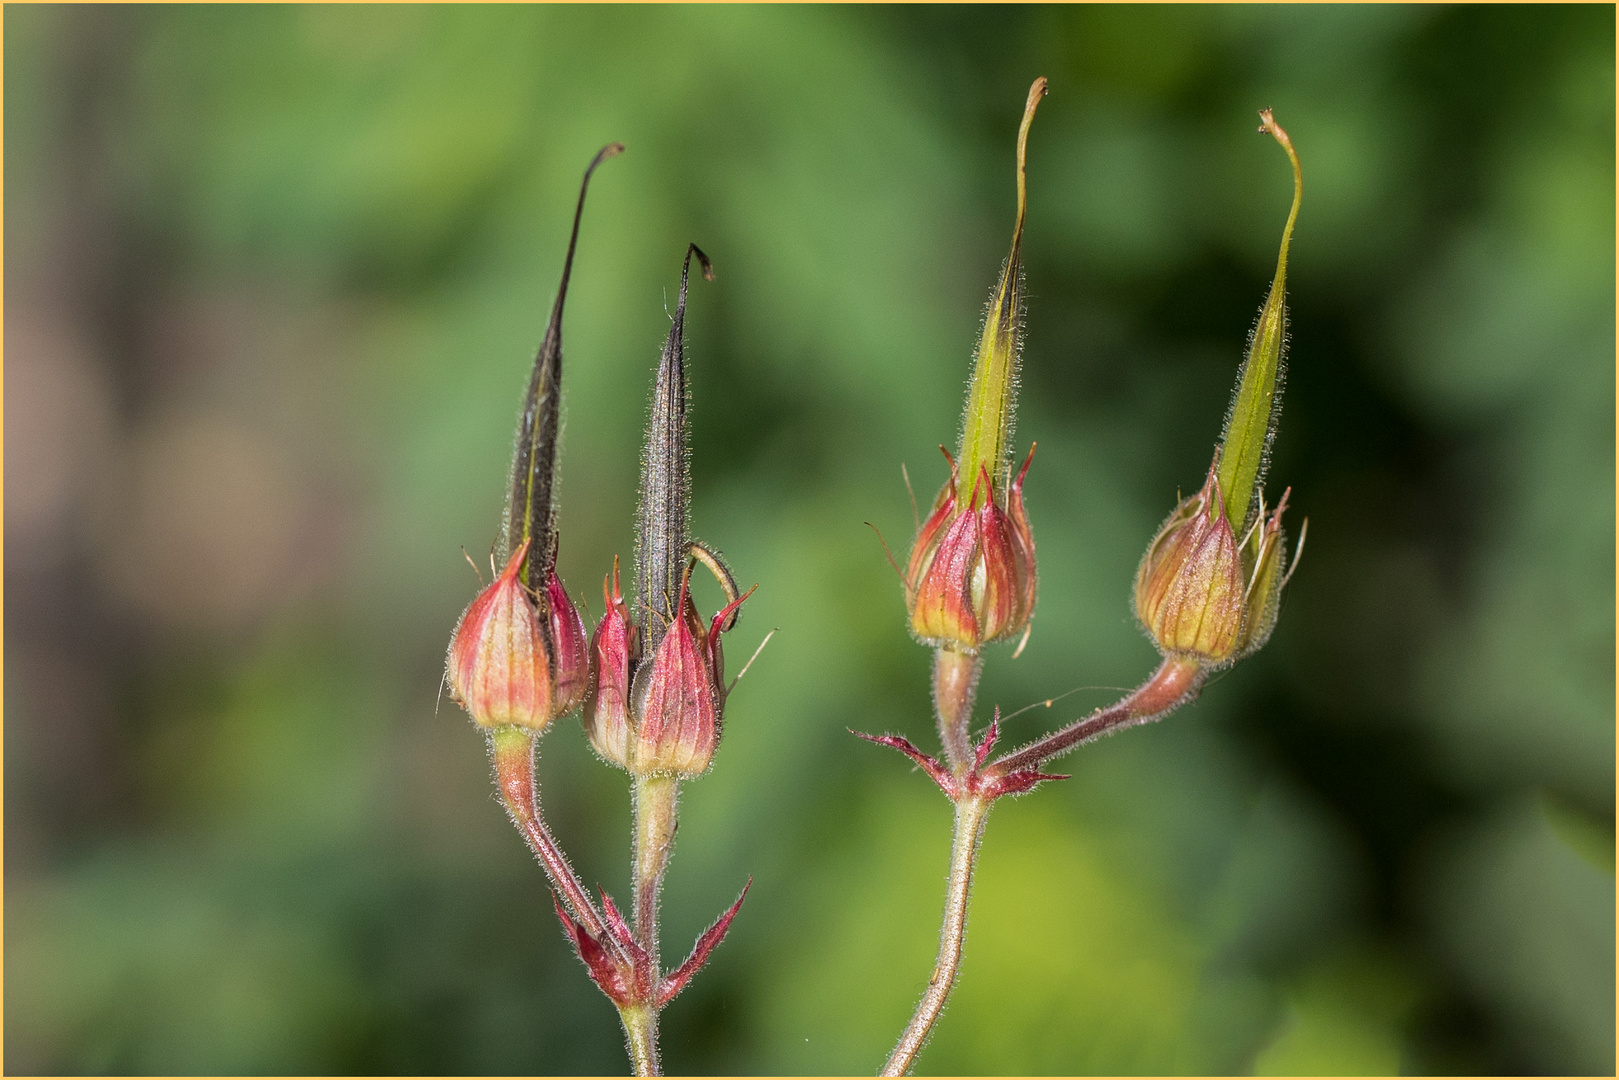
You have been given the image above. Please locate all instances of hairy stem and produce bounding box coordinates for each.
[620,1004,661,1077]
[633,774,680,957]
[625,773,679,1075]
[490,727,606,939]
[882,794,991,1076]
[881,657,1203,1075]
[990,656,1204,776]
[932,647,982,773]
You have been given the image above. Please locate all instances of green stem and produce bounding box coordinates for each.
[619,1004,661,1077]
[625,774,679,1075]
[882,794,991,1076]
[633,774,680,958]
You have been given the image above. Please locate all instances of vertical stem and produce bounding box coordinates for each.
[932,648,982,773]
[620,1004,661,1077]
[882,794,991,1077]
[633,774,681,958]
[624,773,679,1076]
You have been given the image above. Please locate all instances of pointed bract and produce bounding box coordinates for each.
[552,892,635,1008]
[853,730,955,796]
[854,717,1067,802]
[656,878,752,1007]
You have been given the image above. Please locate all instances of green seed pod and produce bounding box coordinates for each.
[1213,109,1301,534]
[956,76,1045,503]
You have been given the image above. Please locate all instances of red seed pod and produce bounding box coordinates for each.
[447,539,555,731]
[628,572,753,778]
[905,447,1037,652]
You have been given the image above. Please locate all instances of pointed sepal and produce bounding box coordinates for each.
[981,767,1070,799]
[552,891,634,1007]
[972,712,1001,771]
[853,730,957,798]
[655,877,752,1007]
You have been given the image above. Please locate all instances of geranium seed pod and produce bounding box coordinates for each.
[506,142,623,589]
[1213,111,1300,533]
[635,243,712,644]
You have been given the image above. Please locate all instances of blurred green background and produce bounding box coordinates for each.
[5,5,1613,1075]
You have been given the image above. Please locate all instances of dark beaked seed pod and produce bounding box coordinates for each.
[505,142,623,592]
[448,143,617,734]
[634,243,712,644]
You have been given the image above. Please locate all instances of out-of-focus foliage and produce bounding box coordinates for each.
[5,6,1612,1075]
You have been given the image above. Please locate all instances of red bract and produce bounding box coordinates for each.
[551,879,751,1012]
[905,447,1037,652]
[552,891,644,1009]
[853,711,1068,804]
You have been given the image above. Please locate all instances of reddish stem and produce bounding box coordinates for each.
[932,648,983,773]
[490,727,608,941]
[988,656,1204,776]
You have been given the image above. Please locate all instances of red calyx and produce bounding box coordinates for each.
[853,709,1067,803]
[549,878,751,1012]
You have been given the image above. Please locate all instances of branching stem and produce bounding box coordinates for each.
[881,655,1205,1075]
